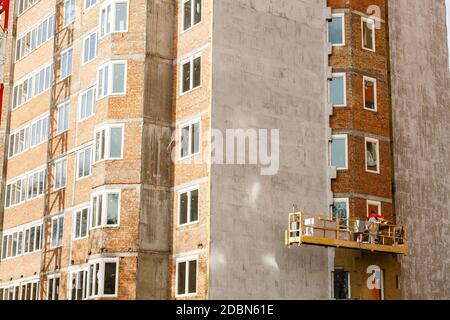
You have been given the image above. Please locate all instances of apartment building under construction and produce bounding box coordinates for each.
[0,0,449,300]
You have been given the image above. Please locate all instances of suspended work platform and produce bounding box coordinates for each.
[285,212,407,255]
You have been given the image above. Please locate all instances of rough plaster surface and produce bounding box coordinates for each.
[389,0,450,299]
[210,0,332,299]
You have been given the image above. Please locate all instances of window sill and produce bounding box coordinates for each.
[177,221,200,229]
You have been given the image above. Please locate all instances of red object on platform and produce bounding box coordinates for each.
[0,0,10,30]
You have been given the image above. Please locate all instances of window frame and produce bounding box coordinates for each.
[365,137,380,174]
[177,185,200,227]
[366,200,382,217]
[90,189,121,230]
[60,47,74,80]
[93,124,125,163]
[361,17,376,52]
[73,206,90,240]
[178,118,201,160]
[87,258,119,298]
[328,13,345,47]
[50,214,65,249]
[56,101,70,134]
[82,30,98,65]
[76,146,93,180]
[63,0,76,28]
[69,268,89,300]
[332,267,351,300]
[180,53,202,95]
[54,157,68,191]
[47,274,61,300]
[84,0,98,12]
[330,72,347,107]
[99,0,130,39]
[96,60,128,100]
[175,255,198,298]
[332,198,349,230]
[330,134,348,170]
[363,76,377,112]
[181,0,203,33]
[78,85,97,122]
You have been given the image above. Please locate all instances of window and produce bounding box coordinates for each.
[27,168,46,200]
[368,267,384,300]
[367,200,381,217]
[178,187,199,226]
[82,31,98,64]
[91,190,121,228]
[362,17,375,51]
[84,0,97,11]
[17,0,39,16]
[97,61,127,99]
[24,224,43,254]
[363,76,377,111]
[51,215,64,248]
[16,14,55,61]
[14,280,39,300]
[180,120,200,159]
[330,73,346,106]
[87,259,118,298]
[94,125,124,162]
[12,63,53,109]
[330,135,348,170]
[57,102,70,134]
[47,275,60,300]
[365,138,379,173]
[182,0,202,31]
[333,268,350,300]
[332,198,349,229]
[99,0,129,38]
[328,13,345,46]
[79,86,96,121]
[77,147,93,179]
[5,176,27,208]
[9,126,30,157]
[64,0,76,27]
[1,230,23,260]
[181,54,201,94]
[70,269,88,300]
[176,256,197,297]
[31,115,49,147]
[54,157,67,190]
[0,285,21,300]
[74,207,89,239]
[61,48,73,80]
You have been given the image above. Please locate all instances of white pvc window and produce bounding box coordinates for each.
[82,31,98,64]
[182,0,202,32]
[97,61,127,99]
[87,259,119,298]
[84,0,98,11]
[94,124,124,162]
[5,176,27,208]
[27,168,46,200]
[1,223,43,260]
[363,76,377,111]
[365,138,380,174]
[61,48,73,80]
[8,126,30,157]
[332,198,349,229]
[17,0,39,16]
[73,207,89,240]
[79,86,96,121]
[64,0,76,27]
[16,14,55,61]
[328,13,345,46]
[178,186,199,226]
[91,190,121,229]
[24,224,43,254]
[180,119,200,159]
[30,115,49,147]
[330,134,348,170]
[99,0,129,38]
[69,269,88,300]
[54,157,67,190]
[330,73,346,107]
[51,215,64,248]
[77,146,93,179]
[181,54,201,94]
[57,102,70,134]
[1,230,23,260]
[176,256,197,297]
[47,275,60,300]
[362,17,376,51]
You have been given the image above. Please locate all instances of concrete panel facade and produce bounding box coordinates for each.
[389,0,450,299]
[209,0,332,299]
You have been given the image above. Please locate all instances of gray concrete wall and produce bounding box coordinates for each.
[388,0,450,299]
[136,0,175,299]
[209,0,332,299]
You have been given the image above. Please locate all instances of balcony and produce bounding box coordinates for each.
[285,212,407,255]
